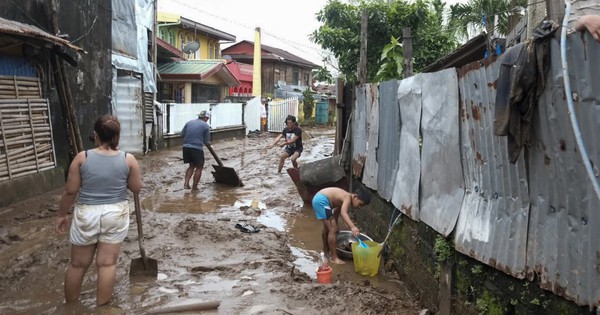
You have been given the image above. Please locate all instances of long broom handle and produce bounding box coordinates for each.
[134,193,148,269]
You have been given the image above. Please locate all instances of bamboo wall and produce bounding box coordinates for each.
[0,75,55,182]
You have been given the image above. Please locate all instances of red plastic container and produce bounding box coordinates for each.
[316,266,333,284]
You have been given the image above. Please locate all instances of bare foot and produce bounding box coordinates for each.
[330,258,346,265]
[184,184,191,189]
[191,186,199,191]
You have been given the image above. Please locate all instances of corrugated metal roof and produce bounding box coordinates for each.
[419,69,464,237]
[526,33,600,307]
[422,33,505,73]
[223,41,319,68]
[453,56,530,279]
[157,13,236,42]
[180,16,235,42]
[158,60,240,86]
[0,17,82,52]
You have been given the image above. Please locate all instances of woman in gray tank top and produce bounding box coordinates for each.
[55,115,142,306]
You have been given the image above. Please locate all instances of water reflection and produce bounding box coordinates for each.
[257,210,286,231]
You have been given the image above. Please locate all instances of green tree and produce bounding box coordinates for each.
[375,36,403,81]
[312,66,334,84]
[449,0,528,38]
[311,0,457,83]
[302,88,315,120]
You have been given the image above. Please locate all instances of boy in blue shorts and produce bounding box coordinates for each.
[312,186,371,264]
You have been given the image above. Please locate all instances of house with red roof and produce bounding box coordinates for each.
[222,40,319,97]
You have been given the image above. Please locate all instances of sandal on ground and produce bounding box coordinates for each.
[234,223,260,233]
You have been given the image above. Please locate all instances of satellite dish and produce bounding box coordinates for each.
[183,41,199,54]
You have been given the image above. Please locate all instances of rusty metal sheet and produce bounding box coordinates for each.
[391,75,422,220]
[0,17,82,51]
[454,56,530,279]
[352,85,368,178]
[362,83,379,190]
[526,33,600,307]
[419,69,464,236]
[377,80,400,201]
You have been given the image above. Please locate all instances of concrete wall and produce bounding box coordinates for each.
[0,168,64,208]
[164,127,247,148]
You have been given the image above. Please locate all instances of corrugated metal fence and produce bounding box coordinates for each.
[354,33,600,307]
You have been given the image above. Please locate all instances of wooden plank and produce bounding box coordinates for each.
[0,110,11,179]
[27,99,40,172]
[0,98,46,103]
[12,75,19,98]
[0,137,51,147]
[0,86,41,91]
[0,79,39,86]
[0,75,38,82]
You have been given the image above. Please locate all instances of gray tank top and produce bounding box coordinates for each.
[78,150,130,205]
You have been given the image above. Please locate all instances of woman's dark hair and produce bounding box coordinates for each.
[94,115,120,150]
[285,115,298,126]
[284,115,296,124]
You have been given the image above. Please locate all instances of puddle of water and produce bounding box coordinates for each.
[144,186,250,214]
[257,210,286,231]
[289,246,318,279]
[188,275,239,292]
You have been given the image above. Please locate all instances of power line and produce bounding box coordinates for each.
[167,0,329,61]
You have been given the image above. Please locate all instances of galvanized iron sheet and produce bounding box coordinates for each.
[112,0,156,93]
[352,85,368,176]
[453,57,530,279]
[0,17,82,51]
[244,97,262,134]
[391,75,422,220]
[113,72,144,153]
[362,84,379,190]
[377,80,400,201]
[526,34,600,307]
[419,69,464,236]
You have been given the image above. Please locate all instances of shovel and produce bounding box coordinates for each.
[206,143,244,187]
[130,193,158,277]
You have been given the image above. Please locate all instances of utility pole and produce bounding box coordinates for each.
[402,27,413,78]
[357,8,368,85]
[546,0,565,23]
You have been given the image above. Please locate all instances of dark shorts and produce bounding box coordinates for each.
[284,147,302,157]
[183,147,205,166]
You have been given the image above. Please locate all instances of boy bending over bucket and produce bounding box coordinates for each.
[311,186,371,264]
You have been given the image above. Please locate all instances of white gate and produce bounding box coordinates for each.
[267,97,299,132]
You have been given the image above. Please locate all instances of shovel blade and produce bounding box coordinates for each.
[211,165,243,186]
[130,257,158,278]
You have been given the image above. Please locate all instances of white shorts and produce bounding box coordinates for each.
[70,201,130,246]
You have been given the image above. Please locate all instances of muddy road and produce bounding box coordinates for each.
[0,126,421,314]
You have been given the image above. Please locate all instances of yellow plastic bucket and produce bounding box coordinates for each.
[351,240,383,276]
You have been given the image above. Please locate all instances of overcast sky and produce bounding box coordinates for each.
[158,0,469,67]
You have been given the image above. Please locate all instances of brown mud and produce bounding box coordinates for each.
[0,126,421,314]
